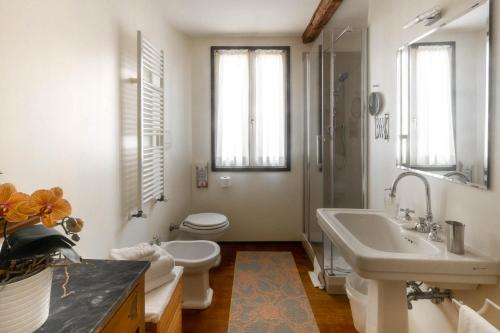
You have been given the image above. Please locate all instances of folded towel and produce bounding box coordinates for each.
[458,305,498,333]
[145,266,184,323]
[151,244,169,258]
[145,253,175,293]
[109,243,174,292]
[147,253,175,280]
[146,271,176,293]
[109,243,161,261]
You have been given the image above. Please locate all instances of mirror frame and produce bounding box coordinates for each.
[396,0,492,190]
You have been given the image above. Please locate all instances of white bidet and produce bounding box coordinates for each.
[161,240,220,309]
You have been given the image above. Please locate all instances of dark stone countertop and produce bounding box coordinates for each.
[36,259,150,333]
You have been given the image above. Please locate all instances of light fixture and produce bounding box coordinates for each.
[403,7,442,29]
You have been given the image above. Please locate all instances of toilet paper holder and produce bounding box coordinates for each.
[219,176,231,188]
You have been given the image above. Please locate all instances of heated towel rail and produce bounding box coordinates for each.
[133,31,165,218]
[453,298,500,315]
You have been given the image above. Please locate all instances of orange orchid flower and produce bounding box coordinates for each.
[30,187,72,227]
[0,183,32,222]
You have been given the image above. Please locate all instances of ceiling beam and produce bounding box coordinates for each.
[302,0,343,43]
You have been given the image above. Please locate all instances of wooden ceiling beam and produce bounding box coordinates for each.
[302,0,343,43]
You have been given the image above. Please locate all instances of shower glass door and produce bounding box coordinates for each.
[326,27,367,276]
[303,29,367,280]
[303,45,325,265]
[332,28,366,210]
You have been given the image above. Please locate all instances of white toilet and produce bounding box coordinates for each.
[161,240,220,309]
[177,213,230,240]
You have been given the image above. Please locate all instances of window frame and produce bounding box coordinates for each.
[210,46,291,172]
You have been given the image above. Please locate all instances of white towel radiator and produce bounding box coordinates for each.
[133,31,165,218]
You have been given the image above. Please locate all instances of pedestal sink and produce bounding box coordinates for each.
[317,208,500,333]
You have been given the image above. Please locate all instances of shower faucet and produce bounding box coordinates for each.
[389,171,434,233]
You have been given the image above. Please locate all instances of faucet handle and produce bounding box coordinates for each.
[399,208,415,222]
[428,223,443,242]
[416,217,430,233]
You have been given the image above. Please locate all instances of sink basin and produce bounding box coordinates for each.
[317,208,499,285]
[318,208,500,333]
[333,212,440,255]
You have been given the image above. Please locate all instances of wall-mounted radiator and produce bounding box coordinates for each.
[134,31,165,218]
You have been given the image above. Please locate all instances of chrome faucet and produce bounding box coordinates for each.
[150,235,161,246]
[389,171,434,233]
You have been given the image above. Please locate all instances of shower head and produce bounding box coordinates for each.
[334,25,353,42]
[338,72,350,82]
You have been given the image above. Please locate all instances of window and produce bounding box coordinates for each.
[408,42,456,169]
[211,46,290,171]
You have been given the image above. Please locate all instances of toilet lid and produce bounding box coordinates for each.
[183,213,229,229]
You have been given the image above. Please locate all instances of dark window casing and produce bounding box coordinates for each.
[210,46,291,172]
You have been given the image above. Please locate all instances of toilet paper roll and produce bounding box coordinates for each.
[219,176,231,188]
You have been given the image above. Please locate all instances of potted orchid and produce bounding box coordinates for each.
[0,183,84,332]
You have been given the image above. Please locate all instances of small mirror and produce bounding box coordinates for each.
[397,0,490,189]
[368,92,383,116]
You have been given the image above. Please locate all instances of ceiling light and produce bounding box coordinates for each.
[403,7,442,29]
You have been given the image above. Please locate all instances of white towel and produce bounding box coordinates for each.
[458,305,498,333]
[146,271,176,293]
[145,253,175,293]
[151,244,169,258]
[145,266,184,323]
[109,243,161,261]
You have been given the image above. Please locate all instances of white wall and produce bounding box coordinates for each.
[367,0,500,331]
[190,36,308,241]
[0,0,192,258]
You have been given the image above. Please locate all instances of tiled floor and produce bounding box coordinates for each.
[182,242,357,333]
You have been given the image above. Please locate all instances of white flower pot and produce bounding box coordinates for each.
[0,267,53,333]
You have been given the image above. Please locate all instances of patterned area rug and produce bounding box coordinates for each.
[228,252,320,333]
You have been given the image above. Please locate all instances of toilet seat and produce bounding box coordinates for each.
[182,222,228,230]
[180,213,230,234]
[183,213,228,228]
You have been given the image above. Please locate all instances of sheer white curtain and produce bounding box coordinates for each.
[411,45,456,166]
[215,50,250,167]
[254,50,286,167]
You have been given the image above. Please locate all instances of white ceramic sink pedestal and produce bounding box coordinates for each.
[317,208,500,333]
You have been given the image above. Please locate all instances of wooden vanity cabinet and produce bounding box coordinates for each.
[101,276,146,333]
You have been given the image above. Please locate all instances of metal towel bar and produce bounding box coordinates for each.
[478,299,500,315]
[452,297,500,315]
[132,31,165,218]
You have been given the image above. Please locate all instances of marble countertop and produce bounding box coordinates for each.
[36,259,150,333]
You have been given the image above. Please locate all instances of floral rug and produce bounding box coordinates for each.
[228,252,320,333]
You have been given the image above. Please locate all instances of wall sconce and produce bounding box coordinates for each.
[403,7,442,29]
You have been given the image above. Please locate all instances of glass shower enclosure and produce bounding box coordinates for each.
[303,28,367,289]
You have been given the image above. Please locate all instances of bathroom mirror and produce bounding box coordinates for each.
[397,0,490,189]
